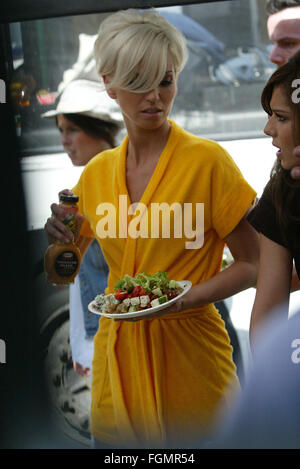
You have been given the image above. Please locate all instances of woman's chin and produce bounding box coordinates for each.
[69,156,82,166]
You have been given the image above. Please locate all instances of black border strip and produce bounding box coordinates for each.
[1,0,229,23]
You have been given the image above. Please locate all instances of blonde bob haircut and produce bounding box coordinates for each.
[94,8,188,93]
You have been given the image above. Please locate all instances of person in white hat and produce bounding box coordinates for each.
[43,79,123,377]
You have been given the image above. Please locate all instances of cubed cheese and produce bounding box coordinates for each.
[150,298,160,307]
[140,295,150,307]
[95,294,105,305]
[106,294,119,304]
[116,303,128,313]
[130,297,140,306]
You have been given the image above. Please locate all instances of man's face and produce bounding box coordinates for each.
[267,6,300,67]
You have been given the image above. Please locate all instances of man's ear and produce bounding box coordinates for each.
[103,75,117,99]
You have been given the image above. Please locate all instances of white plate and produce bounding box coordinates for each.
[88,280,192,319]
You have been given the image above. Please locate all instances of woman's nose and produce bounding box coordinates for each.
[264,116,273,137]
[145,87,160,102]
[61,132,70,146]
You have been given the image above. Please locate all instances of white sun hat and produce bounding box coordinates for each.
[41,79,123,127]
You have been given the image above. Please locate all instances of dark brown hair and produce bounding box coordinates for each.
[57,113,121,148]
[261,50,300,236]
[266,0,300,15]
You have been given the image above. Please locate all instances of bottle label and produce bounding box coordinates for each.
[54,250,79,277]
[62,214,76,233]
[58,206,78,233]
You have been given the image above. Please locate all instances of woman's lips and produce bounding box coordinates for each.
[273,143,282,159]
[142,109,162,117]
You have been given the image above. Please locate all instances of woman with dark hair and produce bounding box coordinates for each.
[60,113,119,147]
[248,51,300,341]
[43,79,123,377]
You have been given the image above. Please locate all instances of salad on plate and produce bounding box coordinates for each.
[91,271,186,316]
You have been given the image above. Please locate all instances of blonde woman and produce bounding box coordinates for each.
[45,9,259,448]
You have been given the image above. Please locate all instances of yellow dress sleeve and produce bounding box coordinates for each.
[210,144,256,239]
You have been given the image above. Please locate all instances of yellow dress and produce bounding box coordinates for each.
[73,120,256,448]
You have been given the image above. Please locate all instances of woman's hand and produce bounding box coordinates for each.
[44,189,84,244]
[73,360,90,377]
[290,146,300,180]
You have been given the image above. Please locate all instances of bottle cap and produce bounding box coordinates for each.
[59,194,79,203]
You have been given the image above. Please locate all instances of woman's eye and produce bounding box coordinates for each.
[160,79,173,87]
[283,41,296,48]
[276,114,286,122]
[58,126,78,134]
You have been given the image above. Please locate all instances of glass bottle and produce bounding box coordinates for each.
[44,194,82,285]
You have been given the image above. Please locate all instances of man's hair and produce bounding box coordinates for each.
[266,0,300,15]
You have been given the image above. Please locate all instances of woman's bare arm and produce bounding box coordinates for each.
[178,215,259,310]
[249,234,292,344]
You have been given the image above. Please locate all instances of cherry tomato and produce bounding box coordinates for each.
[132,285,141,297]
[115,291,128,301]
